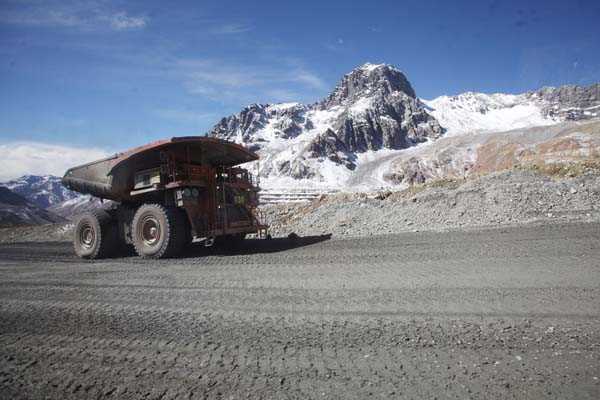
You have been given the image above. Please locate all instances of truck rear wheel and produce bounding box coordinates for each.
[132,204,186,259]
[73,210,118,259]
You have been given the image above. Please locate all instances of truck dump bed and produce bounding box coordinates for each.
[62,137,258,201]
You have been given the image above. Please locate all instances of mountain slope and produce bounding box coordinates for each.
[0,186,65,226]
[423,83,600,137]
[422,92,555,136]
[384,119,600,185]
[47,195,104,219]
[0,175,103,223]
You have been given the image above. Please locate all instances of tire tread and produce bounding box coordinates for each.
[73,209,117,259]
[132,204,187,259]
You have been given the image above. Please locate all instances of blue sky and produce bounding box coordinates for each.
[0,0,599,178]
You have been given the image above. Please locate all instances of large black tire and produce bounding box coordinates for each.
[73,210,118,259]
[131,204,186,259]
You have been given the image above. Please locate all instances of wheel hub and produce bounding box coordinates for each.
[79,224,95,249]
[141,216,161,246]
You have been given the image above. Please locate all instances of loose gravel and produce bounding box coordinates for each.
[1,222,600,399]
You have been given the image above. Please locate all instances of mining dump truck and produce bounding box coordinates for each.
[62,137,268,259]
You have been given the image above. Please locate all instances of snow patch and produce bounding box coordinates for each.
[267,102,299,112]
[349,97,374,116]
[361,63,384,72]
[423,92,557,136]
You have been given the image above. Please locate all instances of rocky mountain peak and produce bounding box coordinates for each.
[320,63,416,108]
[210,103,269,143]
[208,63,443,184]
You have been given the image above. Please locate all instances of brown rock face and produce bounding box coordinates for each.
[387,120,600,185]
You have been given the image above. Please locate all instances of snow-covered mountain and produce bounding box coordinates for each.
[0,175,102,224]
[2,175,80,208]
[210,63,600,191]
[209,63,444,189]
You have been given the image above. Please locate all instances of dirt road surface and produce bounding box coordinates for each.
[1,222,599,399]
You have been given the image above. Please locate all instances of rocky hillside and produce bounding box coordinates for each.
[262,167,600,238]
[384,119,600,185]
[532,84,600,120]
[0,186,64,226]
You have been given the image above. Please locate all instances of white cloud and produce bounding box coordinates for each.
[209,23,252,35]
[0,142,110,181]
[179,59,262,90]
[175,59,328,103]
[105,12,147,31]
[292,69,327,90]
[0,2,147,31]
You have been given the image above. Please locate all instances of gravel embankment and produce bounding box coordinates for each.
[262,169,600,238]
[0,222,73,243]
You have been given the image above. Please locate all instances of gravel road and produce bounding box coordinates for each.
[1,222,599,399]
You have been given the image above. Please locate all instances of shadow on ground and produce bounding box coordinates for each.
[183,233,333,257]
[0,234,333,262]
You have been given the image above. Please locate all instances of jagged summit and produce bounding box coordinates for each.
[320,63,416,108]
[358,62,404,74]
[360,63,386,71]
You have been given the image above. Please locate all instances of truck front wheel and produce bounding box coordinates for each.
[132,204,186,259]
[73,210,117,259]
